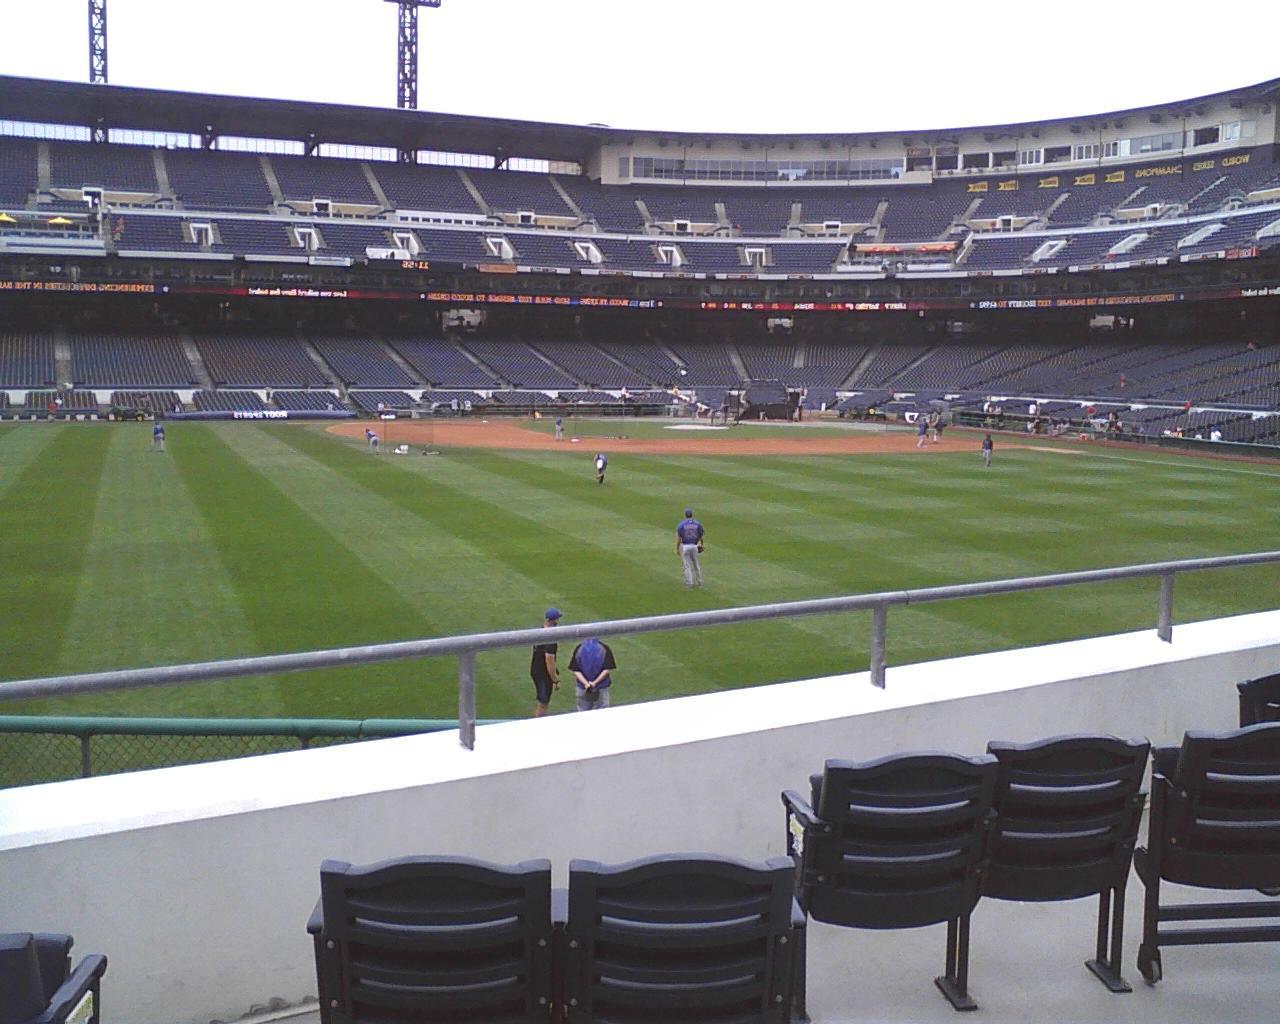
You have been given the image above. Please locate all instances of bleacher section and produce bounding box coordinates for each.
[69,333,196,387]
[112,390,182,413]
[529,340,646,386]
[0,333,56,387]
[461,339,576,388]
[0,137,37,207]
[26,390,98,412]
[389,337,497,387]
[270,390,344,412]
[196,334,330,388]
[193,390,267,412]
[371,163,483,215]
[467,169,575,217]
[349,390,414,413]
[310,337,417,387]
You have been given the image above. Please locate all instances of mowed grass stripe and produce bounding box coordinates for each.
[169,425,437,718]
[41,427,263,716]
[224,424,632,717]
[0,427,111,683]
[280,427,756,699]
[442,449,1028,671]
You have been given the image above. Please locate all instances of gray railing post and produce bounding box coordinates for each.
[1157,573,1175,643]
[458,651,477,750]
[870,604,887,688]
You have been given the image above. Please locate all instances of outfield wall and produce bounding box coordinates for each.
[2,611,1279,1024]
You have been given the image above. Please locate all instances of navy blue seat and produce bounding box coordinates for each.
[308,855,555,1023]
[1134,723,1280,983]
[1238,671,1280,725]
[984,735,1149,992]
[783,752,998,1011]
[561,854,804,1023]
[0,933,106,1024]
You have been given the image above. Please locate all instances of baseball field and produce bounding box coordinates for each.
[2,417,1278,724]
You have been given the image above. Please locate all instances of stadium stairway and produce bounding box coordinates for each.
[456,169,491,216]
[52,326,72,388]
[298,334,344,392]
[180,329,215,390]
[551,176,585,219]
[840,344,885,389]
[361,163,392,209]
[726,342,749,382]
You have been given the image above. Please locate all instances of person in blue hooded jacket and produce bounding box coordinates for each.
[569,637,616,711]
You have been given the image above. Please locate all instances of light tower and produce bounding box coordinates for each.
[384,0,441,162]
[89,0,108,141]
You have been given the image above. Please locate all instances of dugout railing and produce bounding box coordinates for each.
[2,552,1279,752]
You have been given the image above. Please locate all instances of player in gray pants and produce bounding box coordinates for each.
[676,507,705,587]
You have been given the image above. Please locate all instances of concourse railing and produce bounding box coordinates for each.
[3,552,1278,750]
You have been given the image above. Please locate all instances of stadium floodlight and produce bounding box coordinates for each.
[384,1,442,112]
[88,0,108,142]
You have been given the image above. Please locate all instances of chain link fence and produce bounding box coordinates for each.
[0,717,498,790]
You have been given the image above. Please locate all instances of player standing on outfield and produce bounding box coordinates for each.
[595,452,608,484]
[981,432,993,467]
[676,508,705,587]
[366,428,379,453]
[151,420,166,452]
[530,607,562,717]
[916,415,928,449]
[555,415,564,441]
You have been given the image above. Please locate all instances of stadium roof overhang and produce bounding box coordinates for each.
[0,76,611,164]
[0,74,1277,161]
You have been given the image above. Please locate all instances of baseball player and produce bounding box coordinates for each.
[365,428,379,453]
[554,415,564,441]
[981,432,993,467]
[595,452,608,484]
[151,421,166,452]
[676,507,705,587]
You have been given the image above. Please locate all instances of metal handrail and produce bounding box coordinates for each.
[3,552,1278,749]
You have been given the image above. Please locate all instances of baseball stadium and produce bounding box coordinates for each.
[2,3,1280,1023]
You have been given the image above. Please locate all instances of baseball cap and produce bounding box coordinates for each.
[684,507,694,517]
[545,607,562,621]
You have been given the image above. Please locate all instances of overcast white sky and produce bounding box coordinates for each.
[1,1,1276,134]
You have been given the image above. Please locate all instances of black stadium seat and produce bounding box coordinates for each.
[984,735,1149,992]
[561,854,803,1024]
[308,855,555,1023]
[0,932,107,1024]
[782,752,998,1011]
[1134,723,1280,983]
[1238,671,1280,725]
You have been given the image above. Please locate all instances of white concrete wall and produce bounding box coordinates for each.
[2,610,1279,1024]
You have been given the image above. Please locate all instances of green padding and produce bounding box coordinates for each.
[0,716,504,739]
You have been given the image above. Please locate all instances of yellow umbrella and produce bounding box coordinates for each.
[48,216,74,225]
[0,212,16,223]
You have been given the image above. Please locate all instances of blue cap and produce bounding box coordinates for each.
[545,607,562,621]
[684,508,694,517]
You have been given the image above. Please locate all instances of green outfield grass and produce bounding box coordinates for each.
[2,420,1278,727]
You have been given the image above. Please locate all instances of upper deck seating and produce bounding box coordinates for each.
[468,168,574,217]
[48,141,156,193]
[0,138,37,207]
[724,190,801,234]
[166,150,274,211]
[372,162,485,214]
[552,176,645,232]
[112,215,202,253]
[881,183,969,241]
[270,155,377,205]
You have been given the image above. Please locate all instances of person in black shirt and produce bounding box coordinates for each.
[530,607,562,717]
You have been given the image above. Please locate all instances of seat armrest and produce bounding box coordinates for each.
[782,789,821,828]
[37,954,106,1024]
[306,897,325,937]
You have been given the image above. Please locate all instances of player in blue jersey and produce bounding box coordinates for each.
[981,432,993,467]
[595,452,607,484]
[365,428,379,453]
[676,507,705,587]
[151,421,165,452]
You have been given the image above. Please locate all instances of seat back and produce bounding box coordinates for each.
[807,752,998,929]
[1238,672,1280,725]
[564,854,796,1024]
[1161,723,1280,888]
[0,934,45,1024]
[317,856,554,1024]
[985,735,1149,902]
